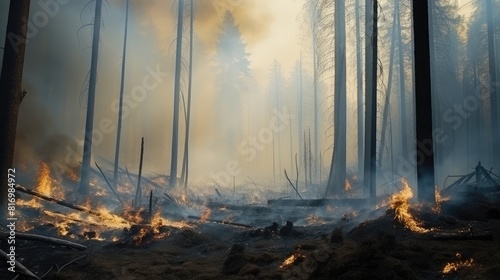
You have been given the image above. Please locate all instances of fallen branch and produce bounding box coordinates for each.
[284,169,303,200]
[0,249,40,279]
[187,215,254,228]
[56,255,87,272]
[0,231,86,250]
[95,162,123,206]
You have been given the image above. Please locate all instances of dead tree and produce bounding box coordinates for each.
[80,0,103,195]
[0,0,30,217]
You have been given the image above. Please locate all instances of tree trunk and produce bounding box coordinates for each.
[312,8,319,184]
[325,0,346,197]
[486,0,499,168]
[181,0,194,189]
[297,55,303,182]
[378,6,398,168]
[113,0,130,190]
[363,0,377,201]
[396,0,408,160]
[355,0,364,178]
[169,0,184,188]
[412,0,435,203]
[0,0,30,217]
[79,0,103,195]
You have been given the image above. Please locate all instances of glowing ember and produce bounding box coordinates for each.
[344,179,352,191]
[280,253,305,268]
[390,178,430,233]
[199,208,212,222]
[442,253,474,274]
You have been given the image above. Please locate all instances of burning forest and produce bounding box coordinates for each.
[2,0,500,279]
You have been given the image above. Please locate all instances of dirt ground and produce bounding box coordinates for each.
[2,194,500,280]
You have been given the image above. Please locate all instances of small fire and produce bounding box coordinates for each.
[36,161,53,196]
[200,208,212,222]
[34,161,65,199]
[432,188,450,213]
[344,179,352,191]
[280,253,305,268]
[442,253,474,274]
[390,178,429,233]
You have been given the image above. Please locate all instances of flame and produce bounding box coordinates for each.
[432,188,450,213]
[280,253,305,268]
[390,178,430,233]
[199,208,212,222]
[442,253,474,274]
[344,179,352,191]
[36,162,53,196]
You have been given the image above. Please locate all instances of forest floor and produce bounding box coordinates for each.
[2,192,500,280]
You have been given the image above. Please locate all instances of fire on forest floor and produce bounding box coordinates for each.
[4,165,500,279]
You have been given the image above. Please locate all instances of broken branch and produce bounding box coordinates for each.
[0,249,40,279]
[0,231,87,250]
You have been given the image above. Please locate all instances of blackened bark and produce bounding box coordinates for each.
[412,0,435,203]
[0,0,30,217]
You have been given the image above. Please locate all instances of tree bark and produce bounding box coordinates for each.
[396,0,408,160]
[169,0,184,188]
[355,0,364,179]
[80,0,103,195]
[0,0,30,217]
[181,0,194,189]
[325,0,347,197]
[412,0,435,203]
[363,0,377,201]
[486,0,499,168]
[113,0,130,190]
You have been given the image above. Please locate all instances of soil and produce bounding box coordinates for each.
[2,194,500,280]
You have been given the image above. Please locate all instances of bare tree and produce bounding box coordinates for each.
[169,0,185,188]
[0,0,30,216]
[79,0,103,195]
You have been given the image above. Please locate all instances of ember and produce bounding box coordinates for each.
[442,253,474,274]
[280,253,305,268]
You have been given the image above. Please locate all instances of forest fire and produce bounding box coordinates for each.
[389,178,430,233]
[344,179,352,191]
[442,253,474,274]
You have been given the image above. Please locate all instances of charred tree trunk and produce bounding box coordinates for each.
[79,0,103,195]
[486,0,499,168]
[355,0,364,178]
[412,0,435,203]
[169,0,184,188]
[113,0,130,190]
[0,0,30,217]
[325,0,347,197]
[364,0,377,201]
[181,0,194,189]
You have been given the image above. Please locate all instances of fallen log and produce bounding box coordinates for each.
[187,215,255,228]
[16,186,128,227]
[0,231,87,250]
[267,198,369,207]
[0,249,40,279]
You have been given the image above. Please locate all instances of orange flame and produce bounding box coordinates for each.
[432,189,450,213]
[36,162,52,196]
[344,179,352,191]
[390,178,430,233]
[200,208,212,222]
[280,253,305,268]
[442,253,474,274]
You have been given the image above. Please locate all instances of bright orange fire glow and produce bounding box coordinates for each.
[344,179,352,191]
[200,208,212,222]
[36,161,53,196]
[280,253,305,268]
[442,253,474,274]
[432,188,450,213]
[390,178,430,233]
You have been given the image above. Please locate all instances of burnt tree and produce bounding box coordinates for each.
[0,0,30,217]
[412,0,435,203]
